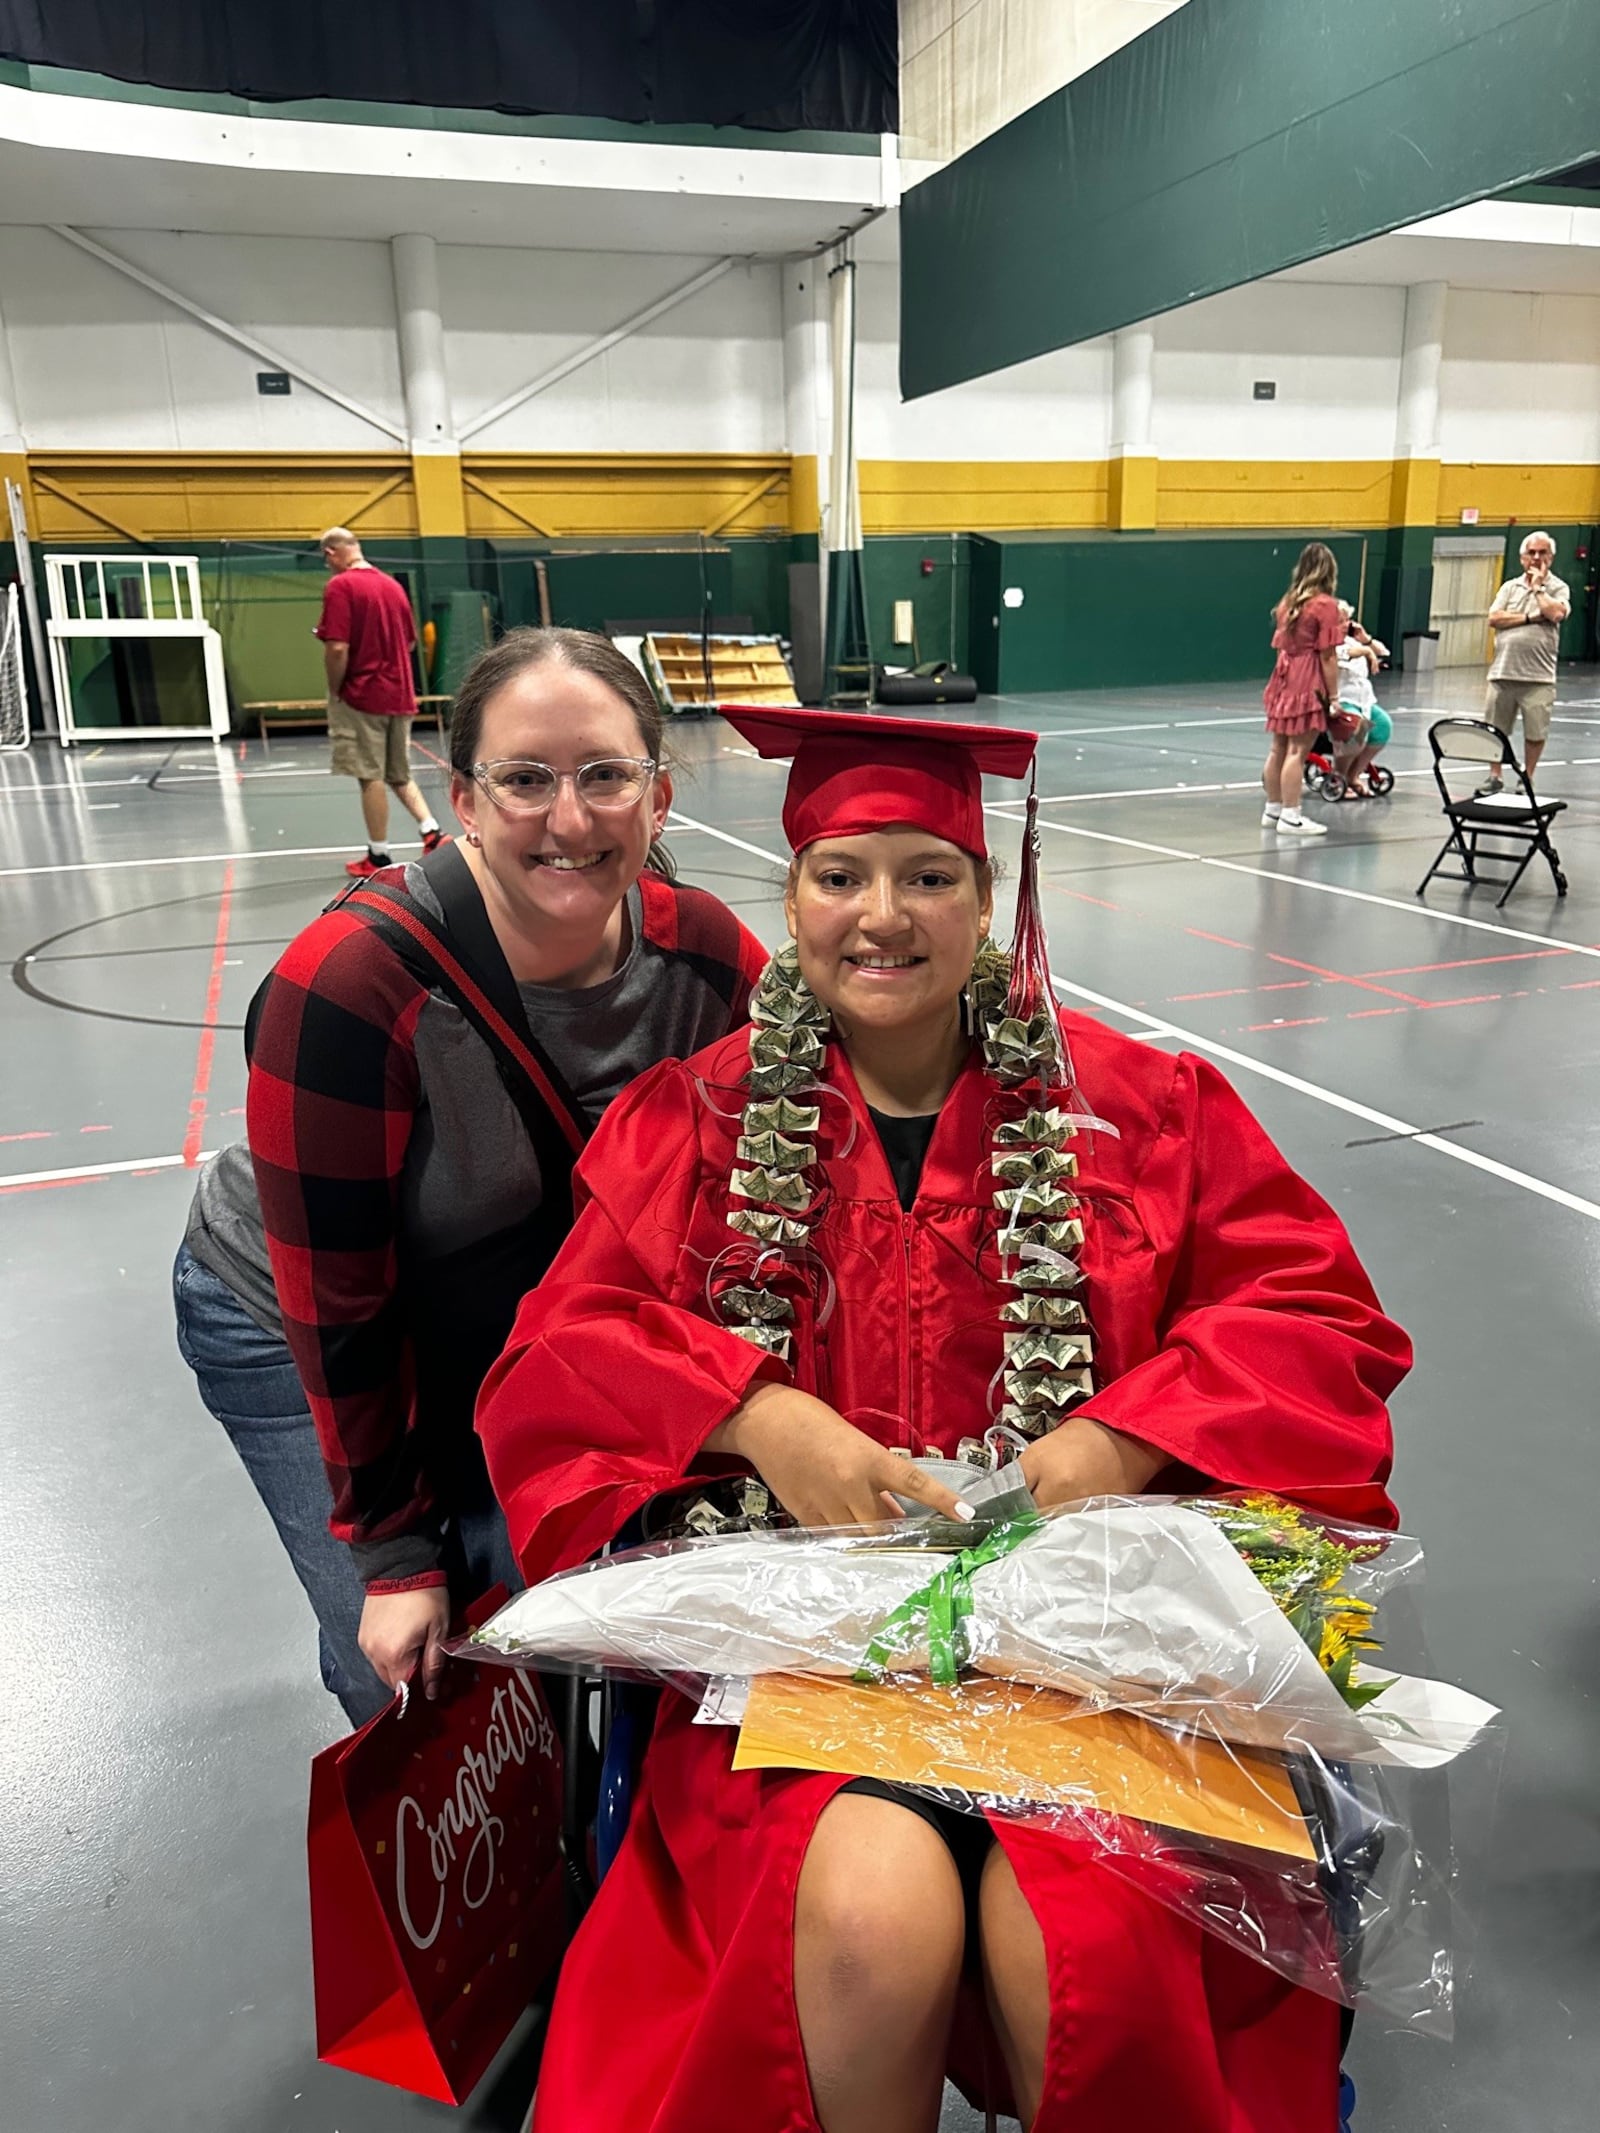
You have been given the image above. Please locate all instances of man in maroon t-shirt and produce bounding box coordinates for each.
[315,528,443,877]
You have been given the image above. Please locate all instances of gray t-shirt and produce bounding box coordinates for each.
[185,868,744,1333]
[1488,573,1569,684]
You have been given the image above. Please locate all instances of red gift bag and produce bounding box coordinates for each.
[309,1592,568,2104]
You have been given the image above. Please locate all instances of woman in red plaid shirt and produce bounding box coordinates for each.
[175,631,767,1721]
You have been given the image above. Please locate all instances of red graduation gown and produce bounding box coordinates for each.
[478,1015,1409,2133]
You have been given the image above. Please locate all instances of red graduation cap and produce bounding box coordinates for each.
[717,705,1038,860]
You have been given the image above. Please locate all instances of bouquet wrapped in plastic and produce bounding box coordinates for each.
[463,1491,1500,2032]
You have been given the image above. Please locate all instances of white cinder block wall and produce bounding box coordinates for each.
[1438,288,1600,469]
[0,222,1597,470]
[438,250,785,453]
[1149,282,1410,463]
[0,226,407,449]
[853,258,1114,460]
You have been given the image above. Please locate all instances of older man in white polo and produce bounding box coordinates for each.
[1480,530,1571,793]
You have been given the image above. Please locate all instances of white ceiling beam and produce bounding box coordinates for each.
[47,223,408,443]
[457,255,735,443]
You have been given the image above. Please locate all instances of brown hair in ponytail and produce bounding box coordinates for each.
[1274,542,1339,631]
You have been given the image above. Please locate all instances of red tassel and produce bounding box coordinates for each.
[1004,775,1070,1097]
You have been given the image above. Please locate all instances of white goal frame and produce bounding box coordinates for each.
[45,553,229,748]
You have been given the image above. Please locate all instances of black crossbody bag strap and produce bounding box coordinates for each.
[329,846,591,1223]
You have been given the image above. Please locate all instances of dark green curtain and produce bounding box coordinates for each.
[901,0,1600,398]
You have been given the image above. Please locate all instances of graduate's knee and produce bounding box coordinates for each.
[977,1844,1048,2008]
[795,1796,964,2019]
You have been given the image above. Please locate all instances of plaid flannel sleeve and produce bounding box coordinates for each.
[246,904,447,1591]
[640,874,770,1031]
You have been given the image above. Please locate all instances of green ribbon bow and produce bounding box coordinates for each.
[854,1513,1043,1688]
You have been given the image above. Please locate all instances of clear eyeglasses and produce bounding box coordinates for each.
[472,756,657,815]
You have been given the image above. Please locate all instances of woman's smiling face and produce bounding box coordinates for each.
[785,829,993,1037]
[450,658,671,932]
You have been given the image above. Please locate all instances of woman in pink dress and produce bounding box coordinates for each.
[1261,542,1342,838]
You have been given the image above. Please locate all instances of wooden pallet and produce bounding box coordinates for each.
[643,633,798,714]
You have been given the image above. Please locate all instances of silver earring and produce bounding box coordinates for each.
[467,831,481,847]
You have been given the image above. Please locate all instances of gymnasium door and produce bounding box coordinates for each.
[1428,545,1504,667]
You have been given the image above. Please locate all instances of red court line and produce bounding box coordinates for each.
[1169,979,1313,1003]
[412,736,450,773]
[1185,927,1253,951]
[1245,1017,1328,1032]
[1262,948,1427,1007]
[1347,1007,1406,1019]
[182,862,236,1168]
[1056,887,1121,910]
[1563,979,1600,991]
[1420,993,1502,1010]
[1360,949,1568,978]
[79,1123,112,1133]
[0,1129,54,1144]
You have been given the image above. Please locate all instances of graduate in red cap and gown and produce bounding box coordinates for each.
[477,707,1410,2133]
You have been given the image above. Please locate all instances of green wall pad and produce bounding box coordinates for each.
[967,532,1369,695]
[901,0,1600,399]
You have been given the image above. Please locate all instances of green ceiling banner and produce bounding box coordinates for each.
[900,0,1600,400]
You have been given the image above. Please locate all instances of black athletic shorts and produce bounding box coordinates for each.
[839,1776,996,1933]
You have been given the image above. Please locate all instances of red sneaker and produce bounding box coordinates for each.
[344,853,390,878]
[421,827,447,854]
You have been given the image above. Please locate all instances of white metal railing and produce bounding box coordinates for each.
[45,553,204,628]
[43,552,228,746]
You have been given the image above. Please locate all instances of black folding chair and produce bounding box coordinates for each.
[1417,718,1567,907]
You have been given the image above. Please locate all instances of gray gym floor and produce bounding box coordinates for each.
[3,666,1597,2132]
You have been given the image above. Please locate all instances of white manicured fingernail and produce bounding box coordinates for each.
[953,1500,977,1523]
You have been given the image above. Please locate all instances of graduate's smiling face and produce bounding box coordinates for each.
[451,659,671,933]
[786,829,992,1036]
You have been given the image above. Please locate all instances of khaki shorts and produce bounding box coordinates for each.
[329,698,413,784]
[1485,677,1555,746]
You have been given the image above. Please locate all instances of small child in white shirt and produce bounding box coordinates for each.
[1331,603,1391,796]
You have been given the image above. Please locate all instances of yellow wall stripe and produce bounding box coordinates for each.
[462,454,791,541]
[859,458,1108,534]
[11,450,1599,548]
[1157,460,1395,530]
[1438,462,1600,524]
[1107,456,1158,532]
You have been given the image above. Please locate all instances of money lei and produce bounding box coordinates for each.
[959,937,1097,1465]
[716,942,1097,1464]
[714,944,827,1361]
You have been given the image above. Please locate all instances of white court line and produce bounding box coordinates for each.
[1050,975,1600,1224]
[1030,716,1262,738]
[666,806,1600,1222]
[665,810,791,867]
[0,839,426,880]
[0,766,333,796]
[1038,779,1263,804]
[0,1149,215,1191]
[987,805,1600,961]
[1033,760,1600,805]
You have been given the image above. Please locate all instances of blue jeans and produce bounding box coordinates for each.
[173,1243,521,1727]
